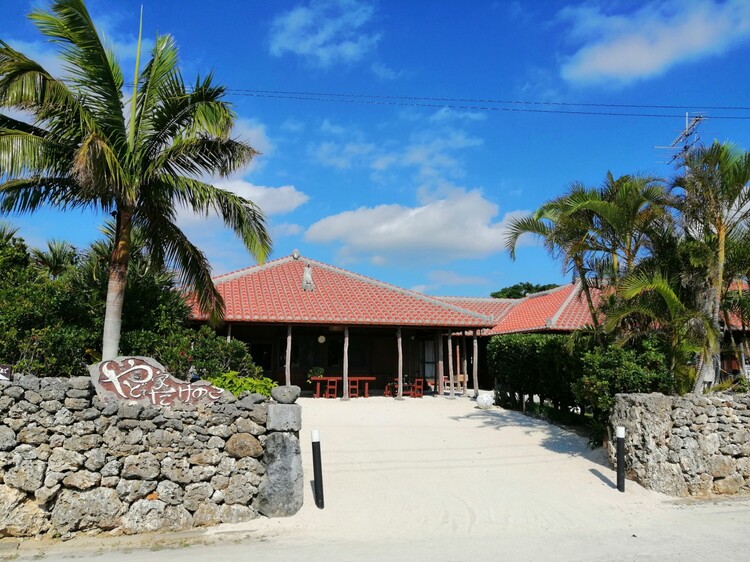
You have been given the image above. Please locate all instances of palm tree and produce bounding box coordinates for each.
[31,239,77,279]
[566,172,670,285]
[505,184,602,330]
[673,142,750,391]
[0,0,271,359]
[605,271,718,391]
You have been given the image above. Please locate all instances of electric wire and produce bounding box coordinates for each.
[220,88,750,120]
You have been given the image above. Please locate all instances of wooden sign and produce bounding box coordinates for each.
[0,365,10,381]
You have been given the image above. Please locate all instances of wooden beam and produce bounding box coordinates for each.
[461,332,468,395]
[472,330,479,398]
[285,325,292,386]
[437,332,444,395]
[397,327,403,398]
[226,323,232,343]
[343,326,350,400]
[447,333,454,398]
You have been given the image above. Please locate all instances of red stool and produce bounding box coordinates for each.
[324,379,338,398]
[348,379,359,398]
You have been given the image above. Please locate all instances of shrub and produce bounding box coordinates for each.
[487,333,582,412]
[205,371,276,397]
[573,338,671,443]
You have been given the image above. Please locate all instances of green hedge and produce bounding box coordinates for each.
[487,333,583,412]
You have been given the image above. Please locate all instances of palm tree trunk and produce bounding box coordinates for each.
[101,209,133,360]
[574,257,600,332]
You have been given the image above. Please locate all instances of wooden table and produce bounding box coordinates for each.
[312,376,377,398]
[348,376,376,398]
[313,377,341,398]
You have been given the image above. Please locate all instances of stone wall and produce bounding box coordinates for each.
[0,374,303,538]
[610,393,750,497]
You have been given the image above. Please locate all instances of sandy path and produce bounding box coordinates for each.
[11,394,750,560]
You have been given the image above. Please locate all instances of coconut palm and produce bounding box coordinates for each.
[0,0,271,359]
[673,142,750,391]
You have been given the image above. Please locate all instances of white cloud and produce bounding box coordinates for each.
[311,126,482,183]
[271,222,304,237]
[305,187,527,262]
[213,180,310,216]
[231,119,273,173]
[281,118,306,133]
[311,140,376,169]
[429,107,487,123]
[269,0,381,67]
[559,0,750,85]
[371,62,402,80]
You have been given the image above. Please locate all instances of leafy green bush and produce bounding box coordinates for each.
[488,333,582,412]
[573,338,672,443]
[205,371,276,397]
[121,325,262,380]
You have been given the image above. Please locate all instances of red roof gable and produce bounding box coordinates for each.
[488,283,594,334]
[192,254,495,328]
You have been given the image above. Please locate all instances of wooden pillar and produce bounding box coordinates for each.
[437,332,444,395]
[472,330,479,398]
[461,332,468,395]
[285,325,292,386]
[226,323,232,342]
[447,333,455,398]
[343,326,350,400]
[397,327,403,398]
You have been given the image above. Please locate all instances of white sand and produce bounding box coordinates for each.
[13,394,750,561]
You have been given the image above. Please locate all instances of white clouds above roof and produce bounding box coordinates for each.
[560,0,750,85]
[213,180,310,216]
[269,0,381,67]
[305,186,528,262]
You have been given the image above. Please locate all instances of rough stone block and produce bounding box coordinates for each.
[255,432,303,517]
[271,385,301,404]
[266,403,301,432]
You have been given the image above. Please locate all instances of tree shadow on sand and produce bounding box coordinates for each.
[451,407,610,469]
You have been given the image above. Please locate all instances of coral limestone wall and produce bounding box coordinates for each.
[0,374,303,537]
[610,393,750,497]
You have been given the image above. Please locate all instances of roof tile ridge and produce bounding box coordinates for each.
[522,283,573,300]
[438,296,517,303]
[304,259,494,325]
[548,282,581,327]
[212,255,295,284]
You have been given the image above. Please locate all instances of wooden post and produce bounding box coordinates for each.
[397,327,403,399]
[437,332,444,395]
[285,325,292,386]
[472,330,479,398]
[343,326,350,400]
[226,323,232,343]
[461,332,468,395]
[447,333,455,398]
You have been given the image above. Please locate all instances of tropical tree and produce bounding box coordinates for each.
[505,183,602,330]
[31,239,77,278]
[673,142,750,391]
[0,0,271,359]
[605,271,718,392]
[565,172,670,286]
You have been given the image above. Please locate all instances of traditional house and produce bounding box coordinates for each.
[191,252,496,392]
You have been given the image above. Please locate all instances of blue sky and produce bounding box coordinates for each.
[3,0,750,296]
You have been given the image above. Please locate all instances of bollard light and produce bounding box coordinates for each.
[616,425,625,493]
[312,429,325,509]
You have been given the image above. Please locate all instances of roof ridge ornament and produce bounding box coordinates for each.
[302,263,315,291]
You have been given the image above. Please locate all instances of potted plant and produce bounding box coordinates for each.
[307,366,325,384]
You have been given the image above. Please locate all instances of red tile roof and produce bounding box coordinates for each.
[192,254,495,328]
[489,283,596,334]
